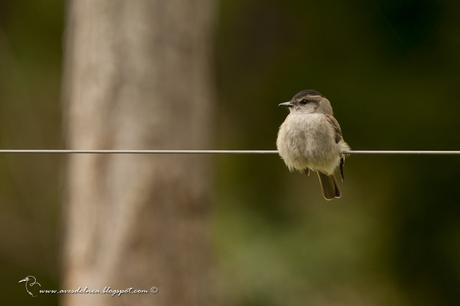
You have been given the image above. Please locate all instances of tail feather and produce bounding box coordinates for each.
[339,157,345,182]
[316,172,341,200]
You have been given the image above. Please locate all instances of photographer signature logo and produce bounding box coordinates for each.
[18,275,159,298]
[18,275,42,297]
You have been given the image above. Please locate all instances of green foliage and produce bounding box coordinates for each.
[0,1,63,306]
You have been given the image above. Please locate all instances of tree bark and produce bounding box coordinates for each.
[62,1,215,305]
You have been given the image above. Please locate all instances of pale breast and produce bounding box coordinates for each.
[277,113,340,173]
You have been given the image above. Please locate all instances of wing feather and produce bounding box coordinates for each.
[325,114,343,143]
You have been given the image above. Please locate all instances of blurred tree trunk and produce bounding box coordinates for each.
[62,1,215,306]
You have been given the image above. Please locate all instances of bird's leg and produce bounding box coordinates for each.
[304,168,311,176]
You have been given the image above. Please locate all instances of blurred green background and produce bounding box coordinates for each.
[1,0,460,305]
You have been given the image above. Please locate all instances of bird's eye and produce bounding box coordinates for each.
[299,99,308,105]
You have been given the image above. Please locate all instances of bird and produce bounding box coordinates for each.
[18,275,41,297]
[276,89,350,200]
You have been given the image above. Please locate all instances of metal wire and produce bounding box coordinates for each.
[0,149,459,155]
[0,150,276,155]
[346,150,460,155]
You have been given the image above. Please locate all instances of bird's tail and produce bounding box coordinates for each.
[316,172,341,200]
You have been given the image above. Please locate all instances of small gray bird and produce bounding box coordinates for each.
[276,90,350,200]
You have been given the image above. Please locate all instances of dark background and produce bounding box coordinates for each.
[1,0,460,305]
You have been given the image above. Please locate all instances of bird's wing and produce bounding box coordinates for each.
[325,114,343,143]
[326,114,346,181]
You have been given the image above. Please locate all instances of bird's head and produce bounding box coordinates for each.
[279,89,333,115]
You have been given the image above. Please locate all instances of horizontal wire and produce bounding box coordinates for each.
[345,150,460,155]
[0,149,459,155]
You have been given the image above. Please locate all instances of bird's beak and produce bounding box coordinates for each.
[18,277,28,283]
[278,101,293,107]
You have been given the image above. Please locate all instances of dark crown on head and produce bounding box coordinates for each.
[292,89,323,100]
